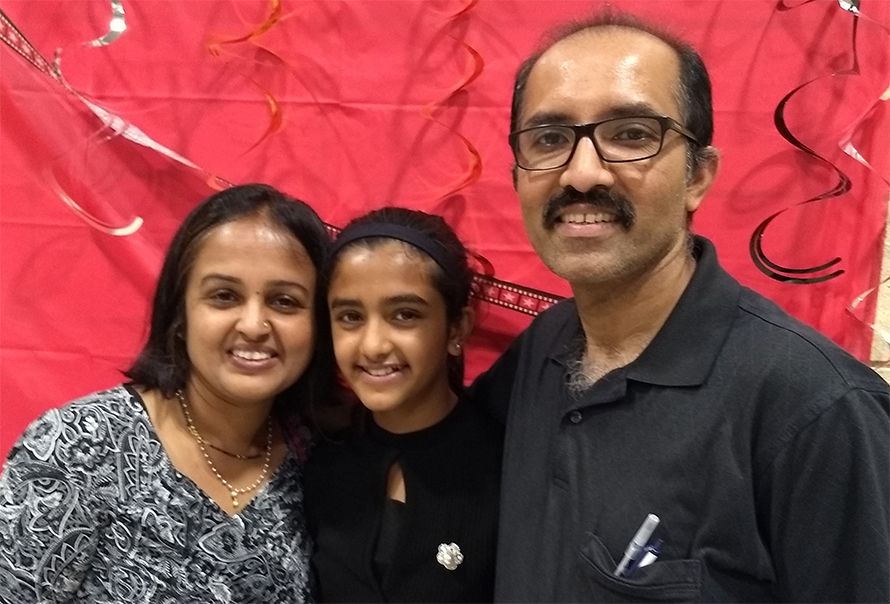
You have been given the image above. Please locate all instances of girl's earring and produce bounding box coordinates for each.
[450,342,463,356]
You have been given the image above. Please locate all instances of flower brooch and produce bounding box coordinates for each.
[436,542,464,570]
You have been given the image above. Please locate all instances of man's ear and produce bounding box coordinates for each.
[447,307,475,356]
[685,146,719,214]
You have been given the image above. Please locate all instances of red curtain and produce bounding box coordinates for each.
[1,0,888,459]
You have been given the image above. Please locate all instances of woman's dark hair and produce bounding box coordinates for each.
[327,207,475,395]
[125,183,335,420]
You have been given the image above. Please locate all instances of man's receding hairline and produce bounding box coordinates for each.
[557,22,674,43]
[522,24,685,122]
[543,25,681,73]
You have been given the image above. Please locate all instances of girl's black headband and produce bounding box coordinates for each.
[330,223,454,274]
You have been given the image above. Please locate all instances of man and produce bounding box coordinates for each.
[471,9,889,603]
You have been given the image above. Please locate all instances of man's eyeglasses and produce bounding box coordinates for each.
[509,115,700,171]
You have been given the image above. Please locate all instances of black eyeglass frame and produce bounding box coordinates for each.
[509,115,701,171]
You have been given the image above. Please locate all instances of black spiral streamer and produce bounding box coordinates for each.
[749,0,867,284]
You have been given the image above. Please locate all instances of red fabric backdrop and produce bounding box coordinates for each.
[1,0,888,460]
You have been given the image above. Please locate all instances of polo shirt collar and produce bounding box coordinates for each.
[550,236,741,388]
[627,236,741,386]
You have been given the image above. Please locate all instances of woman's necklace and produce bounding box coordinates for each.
[185,427,262,460]
[176,392,262,459]
[176,390,273,510]
[207,441,262,460]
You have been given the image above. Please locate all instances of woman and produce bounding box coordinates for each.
[305,207,503,603]
[0,184,334,602]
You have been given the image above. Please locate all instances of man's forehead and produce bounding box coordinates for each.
[539,25,678,67]
[522,26,682,123]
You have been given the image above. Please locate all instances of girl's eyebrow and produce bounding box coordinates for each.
[329,293,430,309]
[329,296,361,309]
[384,293,429,306]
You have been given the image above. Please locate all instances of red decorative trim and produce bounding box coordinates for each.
[473,274,563,316]
[325,223,564,315]
[0,10,59,82]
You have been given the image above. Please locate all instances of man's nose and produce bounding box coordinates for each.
[558,136,616,193]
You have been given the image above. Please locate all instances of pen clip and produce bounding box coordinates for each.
[622,538,663,578]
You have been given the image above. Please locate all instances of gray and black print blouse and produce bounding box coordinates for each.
[0,385,313,603]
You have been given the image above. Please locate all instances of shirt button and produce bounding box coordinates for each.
[568,410,583,424]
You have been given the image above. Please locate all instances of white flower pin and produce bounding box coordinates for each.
[436,542,464,570]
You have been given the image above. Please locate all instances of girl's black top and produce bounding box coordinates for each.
[304,399,503,603]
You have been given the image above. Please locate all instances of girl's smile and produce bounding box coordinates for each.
[328,241,460,433]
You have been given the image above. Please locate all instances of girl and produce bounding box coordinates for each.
[305,207,503,603]
[0,184,334,602]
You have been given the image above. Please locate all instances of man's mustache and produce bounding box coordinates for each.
[542,188,635,230]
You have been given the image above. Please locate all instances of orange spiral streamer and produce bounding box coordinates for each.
[206,0,282,54]
[420,0,485,200]
[205,0,287,153]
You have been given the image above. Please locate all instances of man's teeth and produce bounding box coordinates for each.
[561,212,616,224]
[365,366,399,377]
[233,350,272,361]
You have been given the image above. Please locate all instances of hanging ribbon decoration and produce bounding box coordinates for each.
[420,0,484,202]
[767,0,890,361]
[1,2,211,236]
[751,0,886,283]
[847,273,890,365]
[205,0,286,154]
[1,4,563,316]
[90,0,127,47]
[835,0,890,186]
[415,0,563,314]
[2,2,141,235]
[52,1,140,236]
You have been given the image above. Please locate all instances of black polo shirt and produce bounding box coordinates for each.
[470,236,889,603]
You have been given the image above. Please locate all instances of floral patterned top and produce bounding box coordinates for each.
[0,385,313,604]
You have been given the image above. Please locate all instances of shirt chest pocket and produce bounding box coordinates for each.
[573,535,702,603]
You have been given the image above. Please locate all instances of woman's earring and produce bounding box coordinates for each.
[450,342,463,356]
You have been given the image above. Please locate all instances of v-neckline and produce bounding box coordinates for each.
[125,384,294,519]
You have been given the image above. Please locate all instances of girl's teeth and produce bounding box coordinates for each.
[366,367,397,377]
[233,350,271,361]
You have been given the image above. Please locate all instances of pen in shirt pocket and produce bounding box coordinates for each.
[623,538,663,578]
[613,514,659,578]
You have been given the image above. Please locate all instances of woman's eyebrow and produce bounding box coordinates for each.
[201,274,309,295]
[268,279,311,295]
[199,273,241,286]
